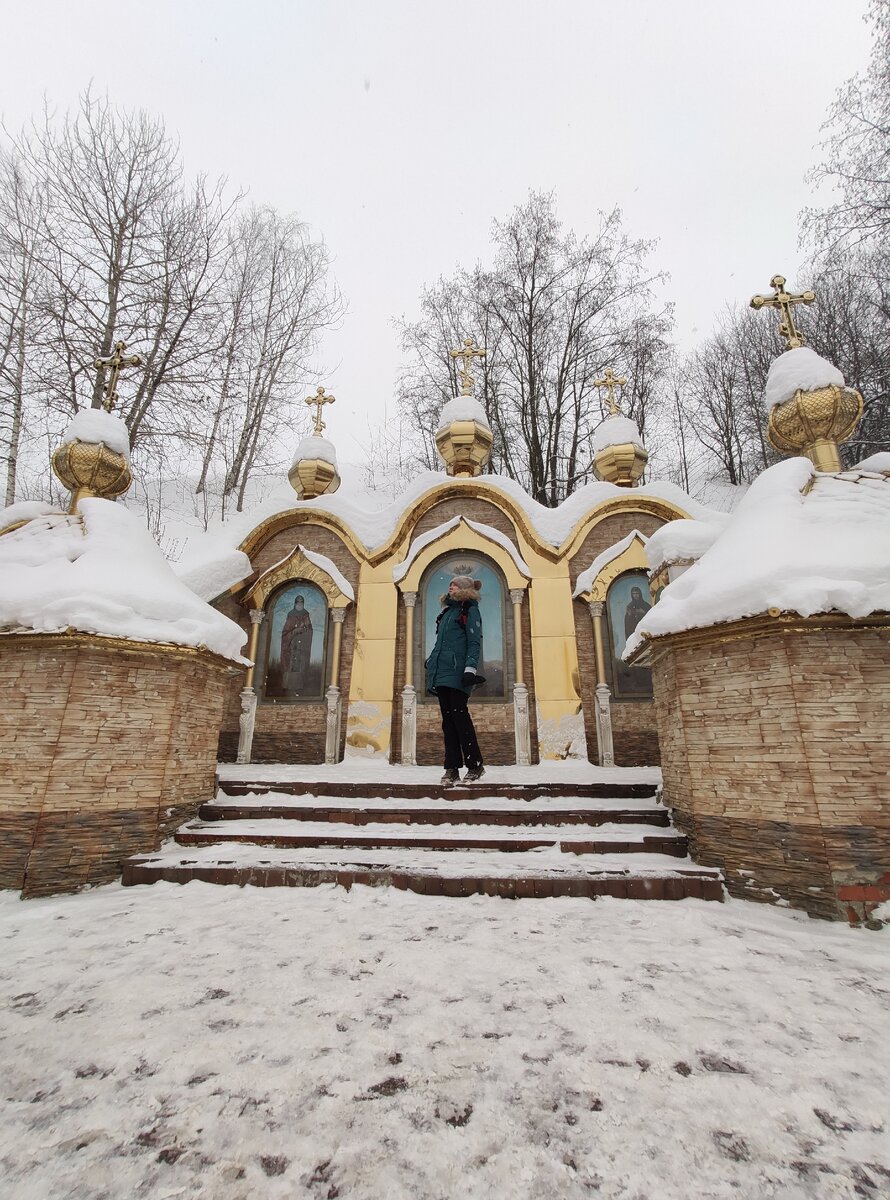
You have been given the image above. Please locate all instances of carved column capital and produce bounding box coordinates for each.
[249,609,265,625]
[402,591,418,609]
[588,600,604,618]
[330,607,347,624]
[509,588,525,606]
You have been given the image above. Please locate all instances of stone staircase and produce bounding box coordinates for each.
[122,767,723,902]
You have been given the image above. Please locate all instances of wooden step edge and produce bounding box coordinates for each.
[215,782,660,800]
[121,860,724,901]
[174,831,688,856]
[198,804,670,827]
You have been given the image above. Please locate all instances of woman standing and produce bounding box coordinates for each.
[425,574,486,785]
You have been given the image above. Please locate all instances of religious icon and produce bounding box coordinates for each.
[624,585,651,640]
[260,582,328,701]
[607,572,653,698]
[421,555,506,698]
[281,594,313,693]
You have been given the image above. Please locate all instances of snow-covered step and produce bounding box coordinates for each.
[122,841,724,901]
[176,817,686,856]
[216,776,659,802]
[201,791,669,828]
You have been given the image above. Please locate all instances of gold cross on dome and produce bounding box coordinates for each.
[750,274,816,349]
[94,341,142,412]
[594,367,626,417]
[305,386,336,435]
[450,338,486,397]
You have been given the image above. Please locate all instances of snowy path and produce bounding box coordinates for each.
[1,884,887,1200]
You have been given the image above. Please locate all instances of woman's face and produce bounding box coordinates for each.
[448,581,460,597]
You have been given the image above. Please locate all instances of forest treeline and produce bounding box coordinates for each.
[2,3,889,519]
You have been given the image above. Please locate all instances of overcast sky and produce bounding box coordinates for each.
[2,1,874,466]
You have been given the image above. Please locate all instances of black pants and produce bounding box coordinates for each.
[437,686,483,770]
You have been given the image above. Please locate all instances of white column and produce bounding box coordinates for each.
[510,588,531,766]
[588,600,614,767]
[236,609,265,764]
[400,591,418,765]
[324,608,346,764]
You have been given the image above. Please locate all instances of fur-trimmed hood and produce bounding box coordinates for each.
[438,587,481,606]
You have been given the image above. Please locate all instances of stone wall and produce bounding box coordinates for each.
[0,634,235,898]
[649,617,890,922]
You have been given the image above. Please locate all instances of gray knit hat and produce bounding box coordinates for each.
[451,575,481,591]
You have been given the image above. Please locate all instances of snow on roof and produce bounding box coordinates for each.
[173,545,253,602]
[60,408,131,461]
[436,396,490,431]
[627,456,890,651]
[572,530,648,598]
[591,415,644,454]
[0,498,248,662]
[0,500,61,532]
[291,435,338,467]
[764,347,846,411]
[299,545,355,600]
[644,515,730,573]
[176,470,729,577]
[393,516,532,583]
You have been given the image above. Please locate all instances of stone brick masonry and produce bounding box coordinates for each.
[649,617,890,922]
[0,635,236,897]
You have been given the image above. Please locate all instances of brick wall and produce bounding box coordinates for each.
[0,635,234,897]
[650,620,890,922]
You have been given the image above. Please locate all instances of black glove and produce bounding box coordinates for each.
[462,670,476,688]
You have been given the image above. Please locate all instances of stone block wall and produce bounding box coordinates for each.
[0,635,235,898]
[649,617,890,922]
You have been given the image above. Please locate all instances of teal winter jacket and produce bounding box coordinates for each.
[425,594,482,695]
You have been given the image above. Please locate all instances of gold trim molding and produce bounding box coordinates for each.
[574,532,650,603]
[0,629,242,673]
[630,610,890,665]
[242,544,354,611]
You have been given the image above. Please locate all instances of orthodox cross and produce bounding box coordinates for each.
[749,274,816,349]
[450,337,486,397]
[305,385,336,435]
[94,341,142,412]
[594,367,626,417]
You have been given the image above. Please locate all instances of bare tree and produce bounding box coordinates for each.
[396,193,670,506]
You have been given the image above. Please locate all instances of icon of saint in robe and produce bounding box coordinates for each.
[624,585,651,639]
[280,595,313,694]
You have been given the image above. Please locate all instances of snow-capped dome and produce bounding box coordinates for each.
[765,347,845,411]
[61,408,131,461]
[591,415,644,454]
[436,396,490,432]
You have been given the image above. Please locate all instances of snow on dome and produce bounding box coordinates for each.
[0,497,248,662]
[764,347,845,411]
[291,436,338,467]
[0,500,61,533]
[60,408,131,461]
[644,516,729,574]
[627,456,890,653]
[855,451,890,474]
[436,396,490,432]
[591,415,644,454]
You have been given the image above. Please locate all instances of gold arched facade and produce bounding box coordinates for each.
[215,479,690,766]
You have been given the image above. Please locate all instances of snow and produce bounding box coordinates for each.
[644,516,728,573]
[856,451,890,474]
[436,395,490,430]
[393,516,532,583]
[173,544,252,601]
[291,435,338,467]
[573,529,648,598]
[591,414,644,453]
[628,457,890,650]
[299,545,355,600]
[0,500,60,532]
[174,472,731,581]
[764,347,846,410]
[0,498,248,662]
[0,882,886,1199]
[60,407,131,460]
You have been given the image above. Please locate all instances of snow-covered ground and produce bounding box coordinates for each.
[1,884,887,1199]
